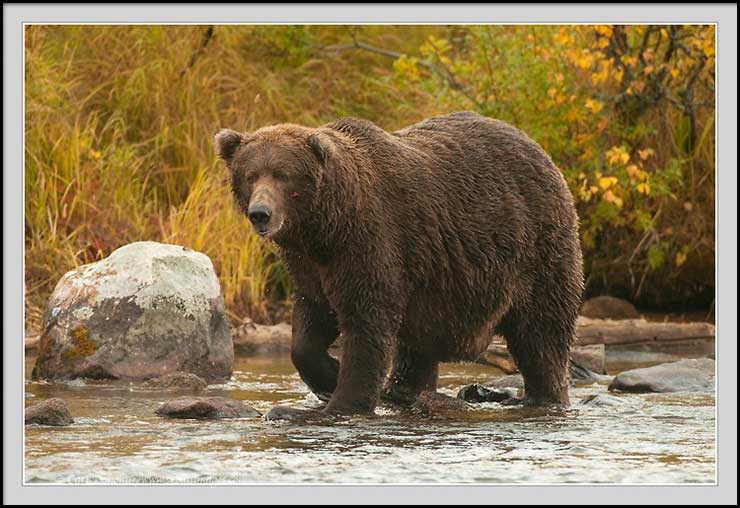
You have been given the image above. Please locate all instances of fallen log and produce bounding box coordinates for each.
[574,317,715,346]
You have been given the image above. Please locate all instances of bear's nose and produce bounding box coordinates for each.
[248,204,272,226]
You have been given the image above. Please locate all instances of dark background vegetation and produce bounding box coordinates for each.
[24,25,715,330]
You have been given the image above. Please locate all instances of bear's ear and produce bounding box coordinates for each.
[214,129,244,164]
[307,131,335,165]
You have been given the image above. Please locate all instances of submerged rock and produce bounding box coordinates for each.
[142,372,208,391]
[32,242,233,382]
[456,383,517,403]
[608,358,715,393]
[413,391,470,415]
[155,397,260,419]
[264,405,331,422]
[580,296,640,320]
[578,393,628,408]
[25,398,74,426]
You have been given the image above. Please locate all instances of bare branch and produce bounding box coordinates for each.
[309,39,482,108]
[180,26,214,79]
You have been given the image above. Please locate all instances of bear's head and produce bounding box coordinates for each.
[214,124,337,243]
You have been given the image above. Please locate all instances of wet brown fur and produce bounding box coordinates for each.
[215,111,584,415]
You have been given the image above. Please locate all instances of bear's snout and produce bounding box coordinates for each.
[248,203,272,228]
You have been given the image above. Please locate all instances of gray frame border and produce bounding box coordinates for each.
[4,3,737,505]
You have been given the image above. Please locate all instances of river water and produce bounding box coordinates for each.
[24,355,716,484]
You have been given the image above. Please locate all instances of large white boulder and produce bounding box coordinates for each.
[32,242,233,382]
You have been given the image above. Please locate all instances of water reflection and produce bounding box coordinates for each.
[24,355,716,484]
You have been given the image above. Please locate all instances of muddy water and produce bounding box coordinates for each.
[24,355,715,484]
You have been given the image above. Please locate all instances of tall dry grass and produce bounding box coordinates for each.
[24,25,443,331]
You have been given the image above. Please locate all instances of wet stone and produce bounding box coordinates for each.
[579,393,629,408]
[456,383,517,403]
[413,391,470,415]
[264,405,332,423]
[142,372,208,391]
[155,397,260,420]
[25,398,74,426]
[608,358,715,394]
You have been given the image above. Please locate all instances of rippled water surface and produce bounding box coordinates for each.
[24,355,716,484]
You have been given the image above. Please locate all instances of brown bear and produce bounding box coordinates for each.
[215,111,584,420]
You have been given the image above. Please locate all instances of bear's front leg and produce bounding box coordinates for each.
[290,296,340,402]
[323,326,395,415]
[266,258,403,421]
[264,322,395,422]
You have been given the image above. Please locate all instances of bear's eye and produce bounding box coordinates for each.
[245,172,258,185]
[273,170,290,182]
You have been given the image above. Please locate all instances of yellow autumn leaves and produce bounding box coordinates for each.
[606,146,630,166]
[599,176,618,190]
[593,25,613,38]
[579,145,654,210]
[585,98,603,113]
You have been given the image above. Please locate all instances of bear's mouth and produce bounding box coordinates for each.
[252,219,284,239]
[254,227,272,238]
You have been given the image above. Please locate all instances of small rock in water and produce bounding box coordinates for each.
[155,397,260,419]
[143,372,208,391]
[413,391,470,415]
[264,405,331,422]
[608,358,715,394]
[456,383,517,403]
[578,393,628,408]
[25,398,74,426]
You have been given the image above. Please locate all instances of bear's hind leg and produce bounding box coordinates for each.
[383,346,439,406]
[498,308,574,406]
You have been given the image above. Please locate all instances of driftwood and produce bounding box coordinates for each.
[574,317,715,346]
[25,316,715,356]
